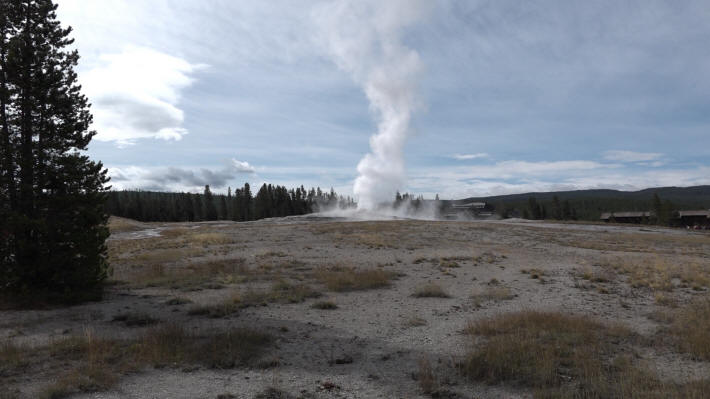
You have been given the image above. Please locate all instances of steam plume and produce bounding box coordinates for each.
[314,0,425,209]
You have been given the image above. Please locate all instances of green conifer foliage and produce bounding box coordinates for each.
[1,0,109,302]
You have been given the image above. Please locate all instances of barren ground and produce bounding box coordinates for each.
[2,216,710,398]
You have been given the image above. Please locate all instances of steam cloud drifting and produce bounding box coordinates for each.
[314,0,425,210]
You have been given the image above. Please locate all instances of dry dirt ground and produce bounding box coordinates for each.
[2,216,710,398]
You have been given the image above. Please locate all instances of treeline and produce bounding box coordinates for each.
[495,196,579,220]
[494,193,688,225]
[105,184,354,222]
[469,185,710,222]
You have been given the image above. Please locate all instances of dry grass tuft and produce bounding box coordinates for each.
[462,310,709,397]
[404,316,427,327]
[40,330,126,398]
[188,301,240,318]
[654,292,677,307]
[164,297,192,305]
[600,257,710,292]
[267,280,321,303]
[111,312,157,327]
[35,323,273,397]
[470,286,514,306]
[128,258,248,290]
[521,268,547,279]
[417,357,438,395]
[189,281,320,317]
[412,283,450,298]
[0,340,29,374]
[670,296,710,360]
[107,216,147,234]
[136,323,272,368]
[311,300,338,310]
[463,311,629,386]
[187,232,232,246]
[314,266,396,292]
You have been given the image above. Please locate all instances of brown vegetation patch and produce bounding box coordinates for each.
[314,266,397,292]
[111,312,158,327]
[311,300,338,310]
[16,324,272,398]
[470,286,514,306]
[189,281,321,317]
[462,310,708,397]
[412,283,450,298]
[668,296,710,360]
[107,217,148,234]
[599,257,710,292]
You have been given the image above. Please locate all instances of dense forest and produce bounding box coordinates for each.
[105,184,355,222]
[469,185,710,222]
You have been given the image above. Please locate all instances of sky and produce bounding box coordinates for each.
[56,0,710,200]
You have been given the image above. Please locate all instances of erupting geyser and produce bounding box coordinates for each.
[314,0,426,210]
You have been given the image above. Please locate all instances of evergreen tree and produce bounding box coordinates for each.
[1,0,109,301]
[202,185,218,220]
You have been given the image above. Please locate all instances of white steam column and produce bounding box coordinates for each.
[314,0,425,210]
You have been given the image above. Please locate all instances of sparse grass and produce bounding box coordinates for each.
[187,232,232,246]
[412,283,450,298]
[314,266,396,292]
[463,311,631,387]
[521,268,547,279]
[669,296,710,360]
[417,357,438,395]
[111,312,157,327]
[164,297,192,305]
[127,258,249,290]
[132,247,206,265]
[404,316,427,327]
[188,301,241,318]
[654,292,677,307]
[309,221,408,248]
[473,251,505,264]
[189,281,320,317]
[597,257,709,293]
[470,286,514,305]
[206,329,272,368]
[0,340,29,373]
[33,324,273,397]
[136,323,272,368]
[311,300,338,310]
[107,216,147,234]
[41,330,127,398]
[268,280,321,303]
[461,310,710,397]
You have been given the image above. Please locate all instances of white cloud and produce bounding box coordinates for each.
[231,159,256,173]
[602,150,664,163]
[81,46,204,146]
[452,153,489,160]
[468,160,616,180]
[405,162,710,199]
[108,158,255,192]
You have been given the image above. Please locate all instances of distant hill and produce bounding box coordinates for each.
[454,185,710,220]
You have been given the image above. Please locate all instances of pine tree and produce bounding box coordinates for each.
[1,0,109,302]
[203,185,218,220]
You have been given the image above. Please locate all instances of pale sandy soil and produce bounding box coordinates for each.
[2,216,709,398]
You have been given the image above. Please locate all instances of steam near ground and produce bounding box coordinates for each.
[316,201,441,221]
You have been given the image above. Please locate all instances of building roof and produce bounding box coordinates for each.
[678,210,710,218]
[452,202,486,209]
[600,211,652,220]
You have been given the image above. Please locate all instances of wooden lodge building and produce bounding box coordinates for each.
[443,201,494,219]
[600,210,710,228]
